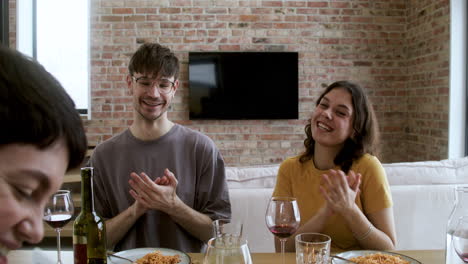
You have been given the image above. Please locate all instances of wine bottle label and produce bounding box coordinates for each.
[73,235,87,244]
[73,244,87,264]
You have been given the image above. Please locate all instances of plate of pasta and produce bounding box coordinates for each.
[333,250,421,264]
[108,247,191,264]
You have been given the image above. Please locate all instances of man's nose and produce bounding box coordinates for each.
[147,83,162,97]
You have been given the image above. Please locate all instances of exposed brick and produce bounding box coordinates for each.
[3,0,446,166]
[330,2,350,9]
[307,2,328,8]
[319,9,340,15]
[319,38,339,44]
[101,16,123,22]
[124,15,146,22]
[135,8,157,14]
[240,15,261,22]
[161,22,183,29]
[160,8,181,14]
[112,8,133,14]
[262,1,283,7]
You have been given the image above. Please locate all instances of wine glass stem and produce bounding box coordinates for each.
[280,238,286,264]
[56,228,62,264]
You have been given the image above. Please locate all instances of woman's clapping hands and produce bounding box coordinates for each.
[319,169,362,215]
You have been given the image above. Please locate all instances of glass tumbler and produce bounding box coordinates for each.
[295,233,331,264]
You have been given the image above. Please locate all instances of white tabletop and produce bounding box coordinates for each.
[8,248,74,264]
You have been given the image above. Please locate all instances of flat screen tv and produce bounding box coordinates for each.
[189,52,298,120]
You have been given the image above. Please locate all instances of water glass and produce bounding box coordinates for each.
[203,236,252,264]
[295,233,331,264]
[212,219,243,238]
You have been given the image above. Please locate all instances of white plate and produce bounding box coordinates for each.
[334,250,422,264]
[108,247,191,264]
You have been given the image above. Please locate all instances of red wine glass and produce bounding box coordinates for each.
[453,216,468,263]
[265,197,300,264]
[43,190,74,264]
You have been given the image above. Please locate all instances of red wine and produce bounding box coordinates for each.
[73,244,87,264]
[44,214,72,228]
[456,252,468,262]
[268,224,297,238]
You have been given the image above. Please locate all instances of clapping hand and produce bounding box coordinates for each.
[319,169,361,215]
[154,173,170,185]
[129,168,179,213]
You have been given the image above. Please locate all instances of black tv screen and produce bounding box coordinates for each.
[189,52,298,120]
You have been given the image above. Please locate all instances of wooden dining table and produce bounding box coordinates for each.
[7,249,444,264]
[192,250,444,264]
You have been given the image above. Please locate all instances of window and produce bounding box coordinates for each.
[17,0,90,116]
[0,1,8,46]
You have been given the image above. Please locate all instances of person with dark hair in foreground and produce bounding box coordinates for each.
[0,46,87,263]
[90,43,230,252]
[273,81,396,252]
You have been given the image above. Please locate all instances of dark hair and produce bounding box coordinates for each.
[128,43,179,79]
[299,81,380,173]
[0,46,87,170]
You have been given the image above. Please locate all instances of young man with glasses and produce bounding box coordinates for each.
[90,43,231,253]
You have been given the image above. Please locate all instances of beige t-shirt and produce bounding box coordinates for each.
[273,154,393,250]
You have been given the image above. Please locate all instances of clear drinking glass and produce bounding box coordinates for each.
[203,236,252,264]
[43,190,74,264]
[453,216,468,263]
[447,187,468,264]
[265,197,301,264]
[212,219,243,238]
[295,233,331,264]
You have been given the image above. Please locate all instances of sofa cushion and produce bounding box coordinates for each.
[226,157,468,188]
[229,188,275,252]
[391,184,459,250]
[383,157,468,185]
[226,164,279,189]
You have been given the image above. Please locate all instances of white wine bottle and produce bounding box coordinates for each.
[73,167,107,264]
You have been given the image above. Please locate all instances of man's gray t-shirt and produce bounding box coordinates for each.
[90,124,231,252]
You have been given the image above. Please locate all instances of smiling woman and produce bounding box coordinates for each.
[0,46,87,262]
[272,81,396,253]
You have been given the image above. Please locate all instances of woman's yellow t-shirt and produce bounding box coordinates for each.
[272,154,393,250]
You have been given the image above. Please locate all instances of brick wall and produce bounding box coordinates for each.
[406,0,450,161]
[8,0,15,47]
[9,0,451,166]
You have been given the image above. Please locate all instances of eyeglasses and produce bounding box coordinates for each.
[131,76,175,94]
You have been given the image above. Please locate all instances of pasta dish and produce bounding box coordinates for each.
[134,250,181,264]
[349,253,410,264]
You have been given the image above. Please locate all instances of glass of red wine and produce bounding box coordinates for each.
[265,196,300,264]
[453,216,468,263]
[43,190,74,264]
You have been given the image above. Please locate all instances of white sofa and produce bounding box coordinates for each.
[225,157,468,252]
